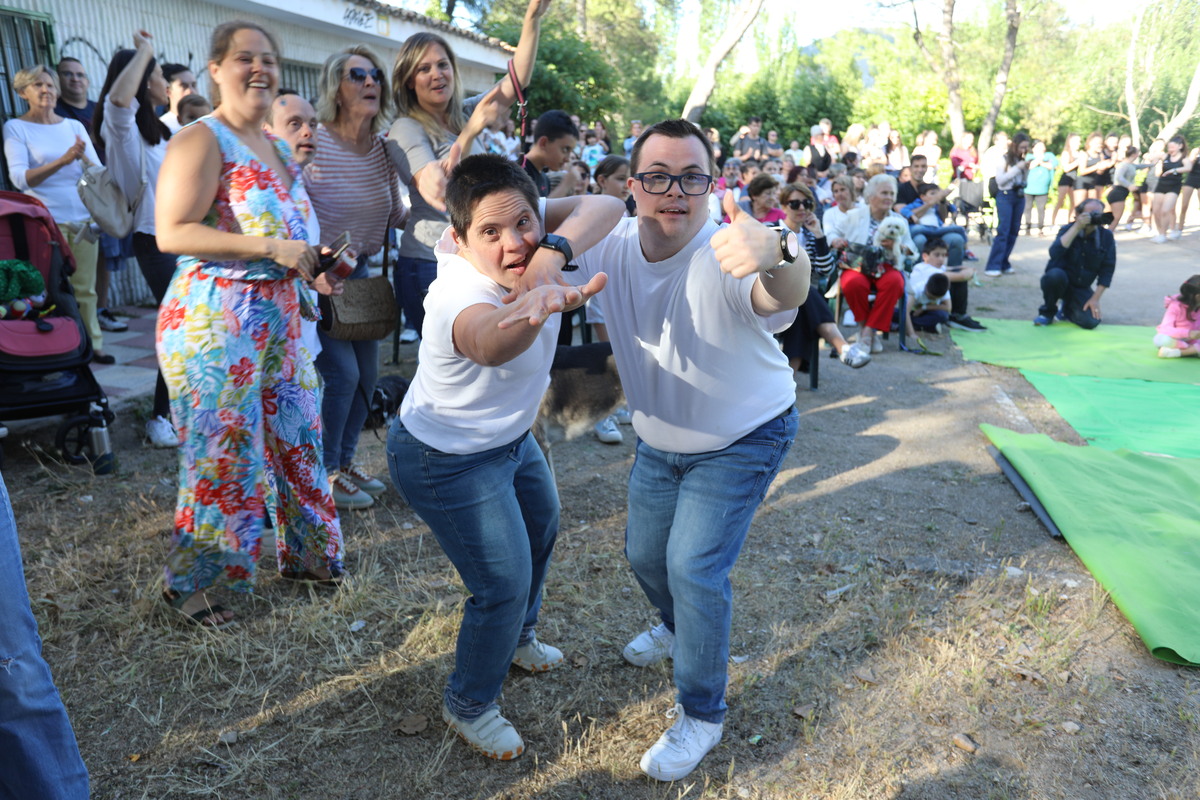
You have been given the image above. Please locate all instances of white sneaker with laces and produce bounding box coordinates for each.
[443,706,524,761]
[623,623,675,667]
[340,463,386,496]
[146,416,179,448]
[1152,233,1167,244]
[511,636,564,672]
[612,405,633,425]
[1167,228,1182,240]
[594,415,623,444]
[331,472,374,510]
[839,343,871,368]
[399,328,419,343]
[639,704,724,781]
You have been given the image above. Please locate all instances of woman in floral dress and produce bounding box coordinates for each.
[154,21,344,627]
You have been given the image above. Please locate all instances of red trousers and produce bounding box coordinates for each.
[840,267,905,333]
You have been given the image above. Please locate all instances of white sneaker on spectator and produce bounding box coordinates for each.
[1152,234,1167,244]
[623,623,675,666]
[331,472,374,510]
[511,636,564,672]
[870,336,883,354]
[639,704,723,781]
[340,463,386,496]
[612,405,633,425]
[839,343,870,368]
[146,416,179,448]
[399,328,419,343]
[98,309,128,332]
[594,416,622,444]
[1167,228,1182,240]
[443,706,524,761]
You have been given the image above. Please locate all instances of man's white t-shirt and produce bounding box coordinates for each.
[399,228,561,454]
[574,217,797,454]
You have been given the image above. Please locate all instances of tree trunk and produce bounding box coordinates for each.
[1157,57,1200,142]
[575,0,587,39]
[938,0,965,144]
[1125,8,1143,149]
[978,0,1020,150]
[681,0,766,124]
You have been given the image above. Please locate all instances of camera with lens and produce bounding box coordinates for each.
[1087,210,1114,227]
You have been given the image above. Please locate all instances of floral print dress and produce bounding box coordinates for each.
[156,116,342,594]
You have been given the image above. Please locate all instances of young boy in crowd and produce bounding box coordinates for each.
[908,235,987,332]
[907,269,952,333]
[522,110,580,198]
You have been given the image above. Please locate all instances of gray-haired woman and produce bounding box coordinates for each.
[304,44,407,511]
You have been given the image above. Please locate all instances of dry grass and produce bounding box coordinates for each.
[7,353,1200,800]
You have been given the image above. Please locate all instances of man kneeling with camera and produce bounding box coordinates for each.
[1034,199,1116,329]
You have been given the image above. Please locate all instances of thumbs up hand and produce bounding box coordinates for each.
[710,187,780,278]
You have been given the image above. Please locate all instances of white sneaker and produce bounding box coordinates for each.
[612,405,633,425]
[443,706,524,761]
[1152,234,1167,244]
[594,415,623,444]
[1159,346,1182,358]
[623,623,675,667]
[839,343,871,368]
[399,328,419,343]
[639,704,724,782]
[331,472,374,510]
[1167,228,1182,240]
[511,636,564,672]
[340,463,386,496]
[870,336,884,354]
[146,416,179,448]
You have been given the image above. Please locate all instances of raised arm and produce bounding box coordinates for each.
[155,124,317,277]
[110,31,156,108]
[493,0,552,106]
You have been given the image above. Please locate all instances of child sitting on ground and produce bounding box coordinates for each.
[907,271,951,334]
[909,238,987,332]
[1154,274,1200,358]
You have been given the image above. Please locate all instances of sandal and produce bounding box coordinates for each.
[279,568,344,588]
[162,588,235,629]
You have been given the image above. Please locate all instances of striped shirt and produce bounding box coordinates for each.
[304,125,405,255]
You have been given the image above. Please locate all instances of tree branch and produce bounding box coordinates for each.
[1082,104,1129,121]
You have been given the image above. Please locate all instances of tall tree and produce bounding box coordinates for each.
[909,0,966,143]
[977,0,1020,148]
[680,0,766,123]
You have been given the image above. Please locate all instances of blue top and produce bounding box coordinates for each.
[1025,152,1059,196]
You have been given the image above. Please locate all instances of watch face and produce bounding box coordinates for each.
[783,230,799,261]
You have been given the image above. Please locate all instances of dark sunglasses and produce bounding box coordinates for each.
[345,67,384,84]
[786,198,815,211]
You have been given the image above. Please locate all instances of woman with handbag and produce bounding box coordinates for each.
[386,0,551,342]
[155,21,347,627]
[303,45,408,511]
[93,30,179,447]
[2,64,110,363]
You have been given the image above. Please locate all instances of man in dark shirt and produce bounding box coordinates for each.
[731,116,767,162]
[54,58,96,130]
[1035,199,1116,329]
[522,109,579,198]
[894,154,951,209]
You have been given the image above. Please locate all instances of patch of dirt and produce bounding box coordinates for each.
[6,232,1199,800]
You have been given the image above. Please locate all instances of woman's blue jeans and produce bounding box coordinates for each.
[985,190,1025,274]
[394,255,437,337]
[386,422,559,719]
[0,473,90,799]
[624,407,798,724]
[316,255,379,471]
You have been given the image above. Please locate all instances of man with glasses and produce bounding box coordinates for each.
[54,58,95,129]
[564,119,809,781]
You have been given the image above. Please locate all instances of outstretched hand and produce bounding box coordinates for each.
[498,273,607,329]
[710,189,778,279]
[414,141,464,213]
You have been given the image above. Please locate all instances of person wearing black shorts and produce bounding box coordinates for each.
[1178,146,1200,233]
[1151,136,1194,242]
[1105,146,1141,232]
[1076,132,1110,202]
[1052,133,1083,226]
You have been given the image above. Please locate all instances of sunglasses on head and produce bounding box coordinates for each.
[345,67,384,84]
[786,198,814,210]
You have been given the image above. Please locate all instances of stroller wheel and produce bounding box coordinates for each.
[56,415,94,466]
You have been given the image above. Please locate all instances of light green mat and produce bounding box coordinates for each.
[1019,371,1200,459]
[953,318,1200,385]
[983,424,1200,666]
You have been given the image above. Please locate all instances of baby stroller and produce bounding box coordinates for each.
[0,191,114,471]
[955,180,994,244]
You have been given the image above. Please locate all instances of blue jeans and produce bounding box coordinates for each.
[909,225,966,267]
[316,255,379,470]
[985,190,1025,273]
[386,422,559,719]
[394,255,436,337]
[625,408,798,724]
[0,474,90,799]
[911,307,950,330]
[1039,268,1100,329]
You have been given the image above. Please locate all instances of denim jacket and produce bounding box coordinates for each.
[1046,224,1116,288]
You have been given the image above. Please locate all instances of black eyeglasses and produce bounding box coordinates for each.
[345,67,384,84]
[632,172,713,195]
[786,198,814,211]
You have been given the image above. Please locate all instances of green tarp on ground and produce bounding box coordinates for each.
[1019,370,1200,459]
[982,425,1200,666]
[952,319,1200,385]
